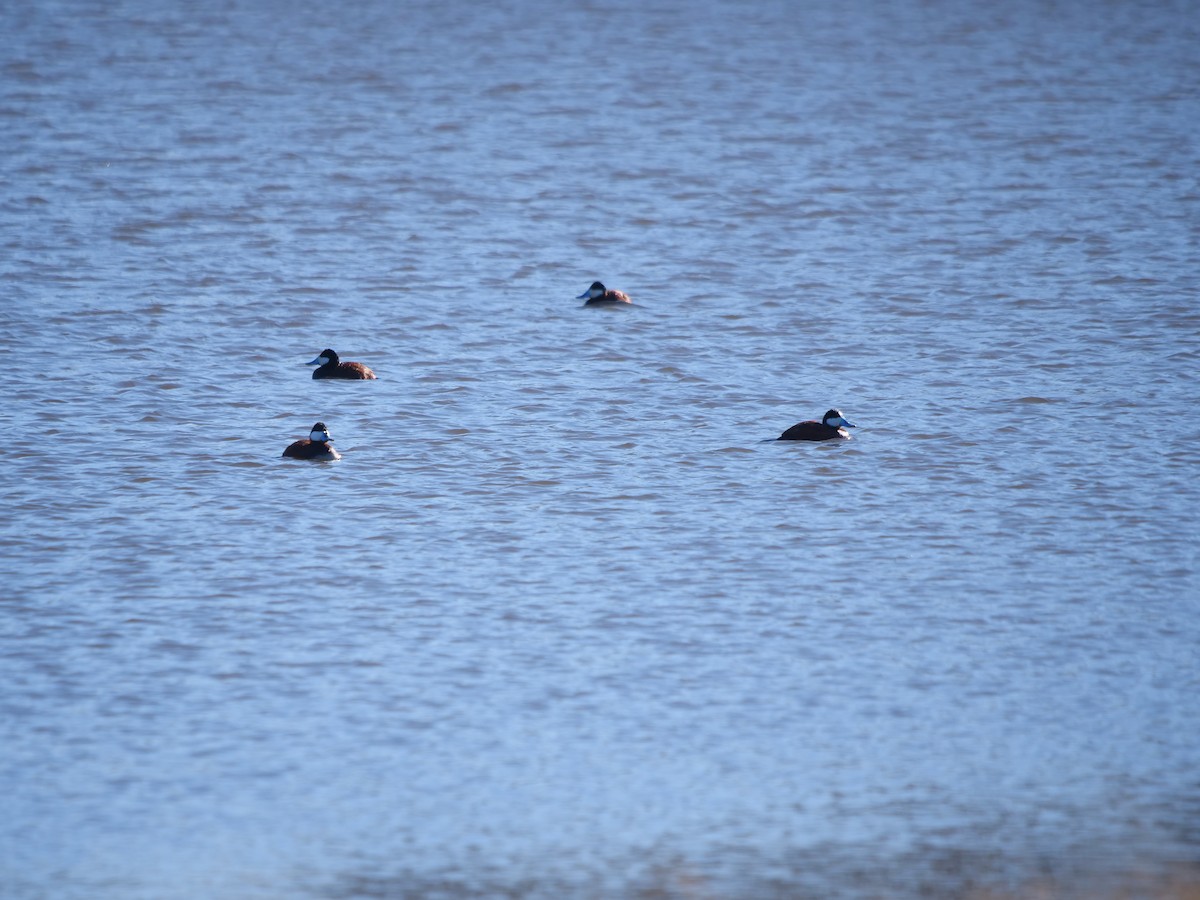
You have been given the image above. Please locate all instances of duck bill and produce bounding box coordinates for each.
[576,291,590,299]
[306,356,325,366]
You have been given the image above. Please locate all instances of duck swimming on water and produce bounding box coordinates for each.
[307,348,377,380]
[577,281,632,307]
[778,409,857,442]
[282,422,342,461]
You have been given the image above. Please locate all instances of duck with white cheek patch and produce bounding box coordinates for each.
[282,422,342,461]
[777,409,857,442]
[576,281,632,307]
[307,348,377,380]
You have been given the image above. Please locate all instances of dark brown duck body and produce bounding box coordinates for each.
[778,409,857,442]
[577,281,632,306]
[283,422,342,461]
[308,348,377,380]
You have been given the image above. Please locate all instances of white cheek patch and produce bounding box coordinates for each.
[310,430,331,443]
[317,356,330,365]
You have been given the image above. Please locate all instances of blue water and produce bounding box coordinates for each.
[3,0,1199,897]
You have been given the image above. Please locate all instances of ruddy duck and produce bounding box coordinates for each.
[778,409,857,442]
[282,422,342,460]
[307,348,377,380]
[577,281,632,306]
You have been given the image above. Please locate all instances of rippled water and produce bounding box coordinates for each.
[3,0,1199,897]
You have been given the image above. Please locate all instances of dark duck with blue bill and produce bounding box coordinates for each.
[307,348,376,380]
[282,422,342,460]
[576,281,632,306]
[778,409,857,441]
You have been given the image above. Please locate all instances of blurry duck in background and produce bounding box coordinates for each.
[307,348,377,380]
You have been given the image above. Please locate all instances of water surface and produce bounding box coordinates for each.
[2,0,1199,897]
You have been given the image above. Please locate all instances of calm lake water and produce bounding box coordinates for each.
[3,0,1199,897]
